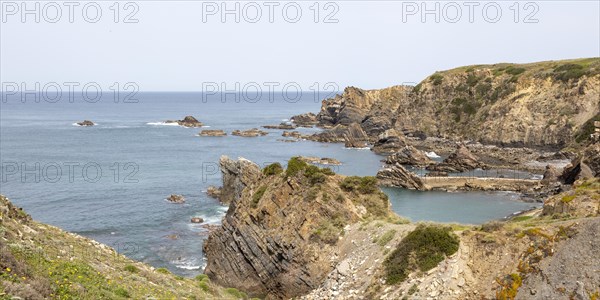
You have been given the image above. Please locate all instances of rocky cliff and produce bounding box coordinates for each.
[310,58,600,149]
[203,157,393,299]
[0,195,236,300]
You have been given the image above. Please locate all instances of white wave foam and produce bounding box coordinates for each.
[147,122,180,127]
[426,151,441,158]
[173,258,202,270]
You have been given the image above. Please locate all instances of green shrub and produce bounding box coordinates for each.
[305,165,327,185]
[340,176,378,194]
[123,265,138,273]
[225,287,248,299]
[384,225,459,284]
[114,287,130,298]
[430,74,443,86]
[155,267,170,274]
[554,63,588,82]
[475,83,492,96]
[252,186,267,207]
[262,162,283,176]
[195,274,209,281]
[413,83,422,94]
[311,220,343,245]
[466,74,480,87]
[505,66,526,75]
[408,284,419,295]
[285,157,308,177]
[377,229,397,247]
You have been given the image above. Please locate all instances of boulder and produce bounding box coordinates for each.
[561,157,595,184]
[290,112,319,127]
[219,156,261,205]
[232,128,268,137]
[541,165,560,185]
[191,217,204,223]
[166,194,185,204]
[385,145,434,167]
[77,120,95,126]
[371,129,407,154]
[199,130,227,136]
[376,163,425,190]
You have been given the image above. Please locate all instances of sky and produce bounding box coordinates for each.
[1,1,599,92]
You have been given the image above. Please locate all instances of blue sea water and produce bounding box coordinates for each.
[0,92,537,276]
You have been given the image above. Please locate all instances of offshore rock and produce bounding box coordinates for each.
[232,128,269,137]
[308,123,369,144]
[166,116,204,127]
[291,112,319,127]
[428,144,482,172]
[199,130,227,136]
[76,120,95,126]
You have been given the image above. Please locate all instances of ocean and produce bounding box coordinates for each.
[0,92,537,276]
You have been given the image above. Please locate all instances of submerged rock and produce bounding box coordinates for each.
[191,217,204,223]
[199,130,226,136]
[166,194,185,204]
[231,128,268,137]
[76,120,95,126]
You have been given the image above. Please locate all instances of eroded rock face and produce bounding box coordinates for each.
[204,158,392,299]
[385,145,434,167]
[219,156,261,205]
[560,157,594,184]
[372,129,407,154]
[77,120,95,126]
[308,123,369,144]
[582,143,600,176]
[376,163,425,190]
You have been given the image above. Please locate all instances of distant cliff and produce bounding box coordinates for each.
[314,58,600,148]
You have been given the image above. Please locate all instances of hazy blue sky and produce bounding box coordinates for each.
[1,1,599,91]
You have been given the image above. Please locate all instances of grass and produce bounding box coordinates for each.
[384,225,459,284]
[262,162,283,176]
[225,287,248,299]
[340,176,378,194]
[375,229,397,247]
[123,265,138,273]
[511,216,533,222]
[252,186,267,207]
[155,268,170,274]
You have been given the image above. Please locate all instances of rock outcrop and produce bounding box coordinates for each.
[541,165,560,185]
[385,145,434,167]
[232,128,268,137]
[297,156,341,165]
[199,130,227,136]
[291,113,319,127]
[560,157,594,184]
[218,156,261,204]
[76,120,95,126]
[204,158,392,299]
[308,123,369,144]
[206,186,222,199]
[427,144,483,172]
[166,116,204,127]
[371,129,407,154]
[376,163,425,190]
